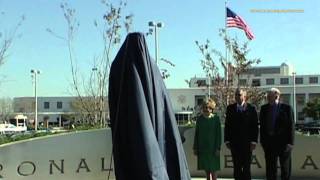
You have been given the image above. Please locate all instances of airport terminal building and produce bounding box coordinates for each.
[170,63,320,124]
[13,63,320,126]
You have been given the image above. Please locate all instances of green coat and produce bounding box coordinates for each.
[193,114,221,171]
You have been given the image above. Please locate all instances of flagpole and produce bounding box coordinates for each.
[225,0,229,105]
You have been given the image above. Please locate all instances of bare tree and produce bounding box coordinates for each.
[195,38,230,120]
[195,29,264,120]
[0,13,24,84]
[146,30,176,79]
[48,1,133,127]
[159,58,175,79]
[0,97,13,123]
[218,29,261,86]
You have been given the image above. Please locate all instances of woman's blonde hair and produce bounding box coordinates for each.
[201,98,216,110]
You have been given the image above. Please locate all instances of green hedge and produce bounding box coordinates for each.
[0,132,51,145]
[0,125,104,145]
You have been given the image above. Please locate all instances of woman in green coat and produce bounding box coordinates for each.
[193,99,221,180]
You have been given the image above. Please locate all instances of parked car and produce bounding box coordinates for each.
[301,121,320,135]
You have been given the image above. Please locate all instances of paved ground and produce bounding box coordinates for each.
[192,179,261,180]
[192,178,318,180]
[192,179,230,180]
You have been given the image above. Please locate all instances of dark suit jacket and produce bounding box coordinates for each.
[224,103,259,146]
[259,103,295,148]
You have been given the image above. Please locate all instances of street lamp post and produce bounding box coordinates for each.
[31,69,41,131]
[292,72,297,123]
[148,21,164,65]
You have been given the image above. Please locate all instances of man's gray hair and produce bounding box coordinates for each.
[269,87,281,95]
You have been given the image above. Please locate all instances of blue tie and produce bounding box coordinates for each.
[271,104,278,129]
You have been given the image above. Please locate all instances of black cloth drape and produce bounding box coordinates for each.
[108,32,191,180]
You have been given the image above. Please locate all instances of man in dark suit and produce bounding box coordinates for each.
[259,88,295,180]
[225,88,259,180]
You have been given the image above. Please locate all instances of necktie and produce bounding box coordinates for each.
[271,104,278,129]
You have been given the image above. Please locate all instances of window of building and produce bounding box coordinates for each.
[309,77,318,84]
[295,77,303,84]
[280,78,289,85]
[195,95,206,107]
[175,114,188,121]
[296,94,305,105]
[239,79,247,86]
[44,102,50,109]
[252,79,260,86]
[57,101,63,109]
[175,112,192,125]
[246,67,280,76]
[266,78,274,85]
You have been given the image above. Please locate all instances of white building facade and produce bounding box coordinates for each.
[13,97,78,126]
[186,63,320,124]
[13,63,320,126]
[235,63,320,124]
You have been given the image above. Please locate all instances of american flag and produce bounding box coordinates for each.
[226,7,255,40]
